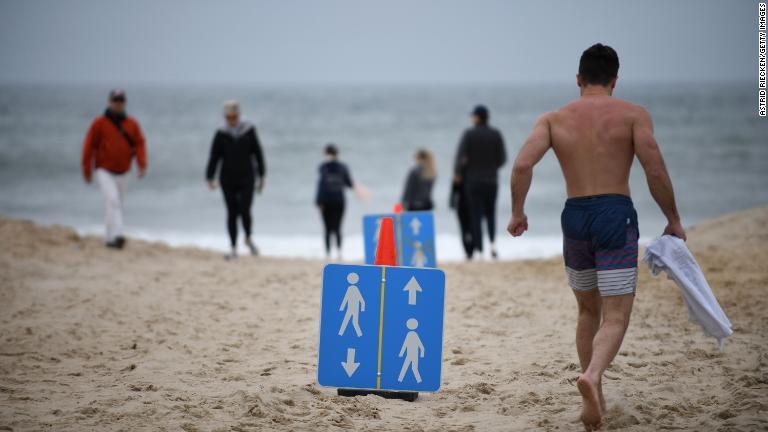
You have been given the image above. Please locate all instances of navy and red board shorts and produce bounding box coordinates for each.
[562,194,639,297]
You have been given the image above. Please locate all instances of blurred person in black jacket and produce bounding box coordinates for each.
[315,143,354,260]
[206,100,266,259]
[453,104,506,259]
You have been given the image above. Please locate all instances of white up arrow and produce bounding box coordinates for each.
[410,217,422,236]
[341,348,360,377]
[403,276,422,305]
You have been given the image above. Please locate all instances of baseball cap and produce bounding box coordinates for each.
[109,89,126,102]
[471,104,489,118]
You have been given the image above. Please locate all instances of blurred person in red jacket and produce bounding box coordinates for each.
[81,89,147,249]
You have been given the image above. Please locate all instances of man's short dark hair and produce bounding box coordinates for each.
[325,143,338,156]
[578,43,619,86]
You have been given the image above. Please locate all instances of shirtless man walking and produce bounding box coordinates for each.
[507,43,686,430]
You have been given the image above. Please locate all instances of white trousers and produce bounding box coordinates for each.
[94,168,127,242]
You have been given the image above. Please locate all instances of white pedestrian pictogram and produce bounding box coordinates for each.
[410,217,422,236]
[411,241,427,267]
[403,276,422,305]
[398,318,425,383]
[338,272,365,337]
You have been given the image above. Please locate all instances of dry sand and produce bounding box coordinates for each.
[0,207,766,431]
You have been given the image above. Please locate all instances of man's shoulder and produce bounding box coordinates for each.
[465,124,502,136]
[556,97,647,120]
[603,98,650,124]
[320,160,344,170]
[608,97,647,114]
[487,124,503,135]
[91,115,108,126]
[124,115,143,128]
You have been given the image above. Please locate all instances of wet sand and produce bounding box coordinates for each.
[1,207,766,431]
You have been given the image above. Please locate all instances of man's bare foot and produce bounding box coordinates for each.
[577,374,604,431]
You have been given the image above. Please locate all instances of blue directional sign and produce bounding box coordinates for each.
[362,213,398,266]
[399,212,436,268]
[362,212,436,268]
[318,264,445,392]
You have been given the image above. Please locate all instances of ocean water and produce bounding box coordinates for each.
[0,83,766,261]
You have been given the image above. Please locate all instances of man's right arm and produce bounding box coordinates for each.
[81,120,98,183]
[205,132,222,189]
[507,113,553,237]
[496,130,507,169]
[453,131,468,183]
[633,106,686,240]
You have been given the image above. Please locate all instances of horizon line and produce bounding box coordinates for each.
[0,78,754,88]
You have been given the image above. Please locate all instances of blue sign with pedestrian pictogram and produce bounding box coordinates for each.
[317,264,445,392]
[362,212,436,267]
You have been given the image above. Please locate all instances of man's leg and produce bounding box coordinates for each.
[94,169,120,243]
[240,184,260,256]
[573,289,602,372]
[113,172,127,240]
[484,182,498,243]
[320,206,332,255]
[577,293,634,430]
[240,183,254,238]
[220,186,238,250]
[466,182,484,253]
[485,182,498,257]
[330,202,345,251]
[573,289,605,412]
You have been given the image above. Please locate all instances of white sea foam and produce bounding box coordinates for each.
[76,224,562,261]
[75,224,653,263]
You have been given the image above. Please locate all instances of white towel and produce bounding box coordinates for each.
[642,235,733,351]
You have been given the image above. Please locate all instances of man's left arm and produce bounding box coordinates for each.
[134,121,147,178]
[251,128,266,192]
[497,131,507,168]
[507,113,552,237]
[453,131,469,183]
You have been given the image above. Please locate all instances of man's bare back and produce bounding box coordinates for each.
[507,87,684,240]
[548,95,640,198]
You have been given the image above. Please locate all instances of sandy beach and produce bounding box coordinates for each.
[0,207,766,431]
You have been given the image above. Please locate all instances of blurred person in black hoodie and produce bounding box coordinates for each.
[453,104,506,259]
[206,100,266,260]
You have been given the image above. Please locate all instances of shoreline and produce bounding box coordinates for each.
[7,217,650,262]
[0,207,766,431]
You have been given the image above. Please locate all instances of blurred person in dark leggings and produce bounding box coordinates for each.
[453,105,506,259]
[315,144,354,260]
[206,100,266,260]
[401,148,436,211]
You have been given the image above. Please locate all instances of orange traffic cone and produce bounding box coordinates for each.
[374,217,397,266]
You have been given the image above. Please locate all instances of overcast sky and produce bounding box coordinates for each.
[0,0,757,85]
